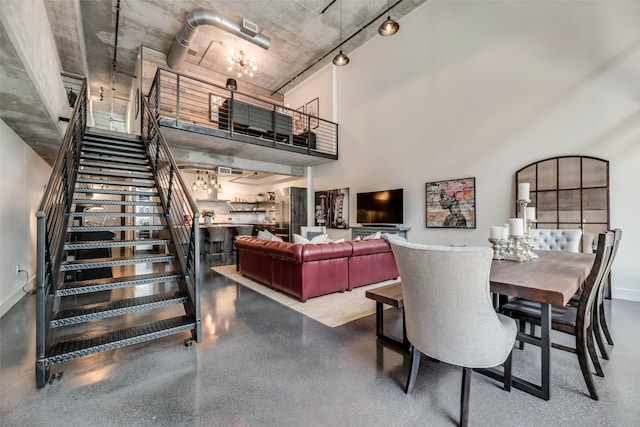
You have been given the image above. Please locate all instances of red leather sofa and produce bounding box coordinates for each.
[348,239,400,290]
[233,237,399,302]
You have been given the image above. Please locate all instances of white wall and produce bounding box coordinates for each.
[0,120,52,317]
[290,1,640,300]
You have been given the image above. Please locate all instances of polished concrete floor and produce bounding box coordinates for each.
[1,255,639,426]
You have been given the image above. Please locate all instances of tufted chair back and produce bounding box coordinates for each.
[530,228,582,252]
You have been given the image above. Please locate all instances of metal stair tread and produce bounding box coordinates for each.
[79,160,152,172]
[61,254,176,271]
[71,199,161,206]
[74,187,159,197]
[45,316,195,362]
[51,291,189,327]
[70,211,164,218]
[56,271,182,296]
[80,153,149,165]
[83,141,144,151]
[75,177,155,187]
[64,239,170,250]
[67,224,166,233]
[77,169,153,180]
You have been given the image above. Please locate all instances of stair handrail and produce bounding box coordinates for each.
[35,78,87,386]
[140,92,201,342]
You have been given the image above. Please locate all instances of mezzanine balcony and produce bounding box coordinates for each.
[147,68,338,168]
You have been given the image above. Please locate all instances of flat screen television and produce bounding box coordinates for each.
[356,188,403,226]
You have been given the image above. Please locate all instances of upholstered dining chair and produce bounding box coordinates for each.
[502,231,614,400]
[530,228,583,253]
[390,241,517,427]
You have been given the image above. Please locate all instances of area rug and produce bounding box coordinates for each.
[211,265,398,328]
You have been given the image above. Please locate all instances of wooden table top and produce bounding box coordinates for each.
[490,250,595,307]
[365,282,404,308]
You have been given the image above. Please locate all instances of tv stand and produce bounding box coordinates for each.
[351,225,410,240]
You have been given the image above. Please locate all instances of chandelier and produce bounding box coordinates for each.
[227,50,257,78]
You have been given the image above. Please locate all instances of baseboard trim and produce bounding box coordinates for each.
[612,287,640,302]
[0,288,28,318]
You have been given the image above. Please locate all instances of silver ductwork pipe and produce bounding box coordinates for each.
[167,9,271,69]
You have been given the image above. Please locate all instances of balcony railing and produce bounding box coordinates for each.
[148,68,338,159]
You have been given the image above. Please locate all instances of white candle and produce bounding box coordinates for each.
[525,207,536,221]
[518,183,530,201]
[490,226,503,239]
[509,218,524,236]
[502,226,509,240]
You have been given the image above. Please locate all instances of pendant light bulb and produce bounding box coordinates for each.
[333,0,349,67]
[333,51,350,66]
[378,0,399,36]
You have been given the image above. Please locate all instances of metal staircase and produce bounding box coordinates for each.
[35,80,201,387]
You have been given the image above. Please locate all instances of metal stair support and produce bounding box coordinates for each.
[35,79,201,388]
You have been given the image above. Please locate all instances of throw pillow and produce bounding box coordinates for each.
[293,233,310,244]
[363,231,382,240]
[310,233,330,243]
[331,238,345,243]
[257,230,274,241]
[271,234,284,242]
[306,231,324,240]
[382,233,406,242]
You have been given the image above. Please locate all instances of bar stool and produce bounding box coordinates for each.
[205,227,226,257]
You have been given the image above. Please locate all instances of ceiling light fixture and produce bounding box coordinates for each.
[378,0,399,36]
[227,49,257,78]
[333,0,349,66]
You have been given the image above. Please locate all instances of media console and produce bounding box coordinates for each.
[351,225,410,240]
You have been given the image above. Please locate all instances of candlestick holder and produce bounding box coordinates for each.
[488,238,508,260]
[506,235,528,262]
[524,219,538,260]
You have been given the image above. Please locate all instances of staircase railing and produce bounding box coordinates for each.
[35,79,87,384]
[141,93,201,340]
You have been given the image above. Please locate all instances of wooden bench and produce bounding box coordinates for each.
[365,282,408,348]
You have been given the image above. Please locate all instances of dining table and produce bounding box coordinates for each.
[483,250,595,400]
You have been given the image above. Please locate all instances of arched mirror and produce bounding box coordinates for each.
[515,156,610,246]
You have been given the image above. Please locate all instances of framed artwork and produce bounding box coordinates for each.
[294,105,306,134]
[209,94,223,122]
[426,177,476,229]
[306,97,319,129]
[315,188,349,229]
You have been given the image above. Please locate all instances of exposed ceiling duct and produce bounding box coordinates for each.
[167,9,271,70]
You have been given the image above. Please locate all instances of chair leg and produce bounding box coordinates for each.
[586,324,604,378]
[405,346,421,394]
[460,367,471,427]
[576,329,599,400]
[503,352,513,392]
[517,320,526,350]
[592,310,609,360]
[599,302,614,346]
